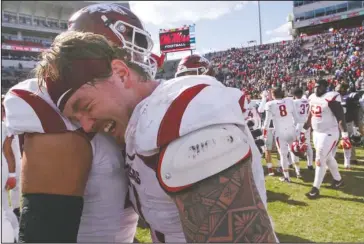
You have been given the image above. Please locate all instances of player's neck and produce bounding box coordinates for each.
[129,80,160,114]
[136,80,160,99]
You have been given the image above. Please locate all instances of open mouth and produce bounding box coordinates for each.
[104,120,116,134]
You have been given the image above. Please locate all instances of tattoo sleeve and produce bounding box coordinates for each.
[169,156,276,243]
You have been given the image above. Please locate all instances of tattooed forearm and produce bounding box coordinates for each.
[170,156,276,243]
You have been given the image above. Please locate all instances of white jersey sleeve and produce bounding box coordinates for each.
[4,79,79,136]
[258,95,267,113]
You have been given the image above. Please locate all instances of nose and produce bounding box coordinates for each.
[79,115,96,133]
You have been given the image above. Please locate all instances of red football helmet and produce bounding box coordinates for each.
[175,54,214,78]
[68,3,160,78]
[291,140,307,159]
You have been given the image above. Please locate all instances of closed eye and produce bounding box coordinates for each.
[82,103,92,112]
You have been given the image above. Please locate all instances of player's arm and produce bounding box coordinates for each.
[255,108,262,128]
[3,135,17,190]
[258,94,267,113]
[3,135,16,174]
[19,132,92,242]
[262,104,272,136]
[303,109,312,130]
[328,100,348,133]
[157,124,276,243]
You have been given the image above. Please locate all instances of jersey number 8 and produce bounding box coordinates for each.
[279,104,287,117]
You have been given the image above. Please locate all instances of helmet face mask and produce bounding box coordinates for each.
[101,15,157,79]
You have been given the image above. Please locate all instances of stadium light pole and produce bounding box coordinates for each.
[258,1,262,45]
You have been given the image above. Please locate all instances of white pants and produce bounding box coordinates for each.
[265,128,275,151]
[346,122,356,161]
[275,131,296,170]
[312,130,341,188]
[312,130,339,162]
[2,209,15,243]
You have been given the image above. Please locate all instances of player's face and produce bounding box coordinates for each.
[315,84,326,97]
[63,72,133,145]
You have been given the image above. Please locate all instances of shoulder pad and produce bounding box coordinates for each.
[308,93,315,101]
[4,79,79,136]
[134,79,246,152]
[284,97,294,105]
[348,92,360,100]
[157,124,252,193]
[323,91,341,102]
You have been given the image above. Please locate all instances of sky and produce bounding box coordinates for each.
[130,1,294,60]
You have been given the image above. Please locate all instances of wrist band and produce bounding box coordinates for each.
[341,132,348,138]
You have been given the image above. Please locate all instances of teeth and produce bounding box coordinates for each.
[104,121,115,133]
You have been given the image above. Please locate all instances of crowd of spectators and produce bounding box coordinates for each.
[205,27,364,98]
[2,27,364,98]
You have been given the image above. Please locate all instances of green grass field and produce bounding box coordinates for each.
[136,148,364,243]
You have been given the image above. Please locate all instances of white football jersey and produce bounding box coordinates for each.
[293,98,310,124]
[308,91,341,133]
[263,98,297,137]
[4,79,138,243]
[245,100,261,130]
[124,75,269,242]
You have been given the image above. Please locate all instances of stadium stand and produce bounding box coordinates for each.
[157,27,363,98]
[1,1,362,99]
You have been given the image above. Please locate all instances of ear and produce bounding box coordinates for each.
[111,59,129,82]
